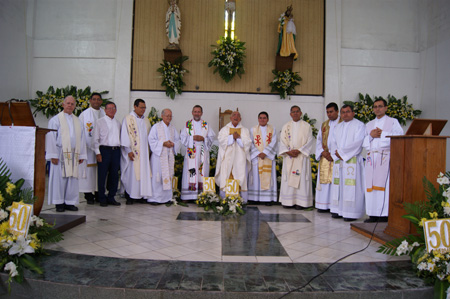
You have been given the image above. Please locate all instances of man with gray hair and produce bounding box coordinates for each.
[46,96,87,212]
[148,108,180,204]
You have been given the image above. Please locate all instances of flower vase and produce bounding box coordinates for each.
[434,279,450,299]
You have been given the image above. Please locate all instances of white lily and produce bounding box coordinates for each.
[4,262,18,277]
[8,235,35,256]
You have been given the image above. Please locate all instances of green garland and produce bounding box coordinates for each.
[28,86,108,118]
[208,36,246,83]
[344,93,421,125]
[269,69,302,99]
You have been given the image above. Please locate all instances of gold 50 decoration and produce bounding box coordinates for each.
[203,177,216,193]
[424,219,450,253]
[9,202,33,237]
[225,179,240,196]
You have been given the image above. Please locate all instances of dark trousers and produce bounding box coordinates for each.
[98,146,120,204]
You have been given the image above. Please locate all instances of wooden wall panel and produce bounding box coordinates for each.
[132,0,324,95]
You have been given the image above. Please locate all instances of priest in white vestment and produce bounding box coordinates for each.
[363,99,403,223]
[215,111,252,201]
[180,105,215,200]
[248,112,278,203]
[120,99,152,204]
[46,96,87,212]
[315,103,340,213]
[279,105,314,209]
[148,108,180,204]
[329,104,365,221]
[78,92,105,204]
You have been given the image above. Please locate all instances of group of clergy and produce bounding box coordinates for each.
[46,94,401,224]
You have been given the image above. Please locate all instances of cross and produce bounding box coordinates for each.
[177,207,310,256]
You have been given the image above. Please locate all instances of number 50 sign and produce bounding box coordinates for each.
[225,179,240,196]
[9,202,33,237]
[424,219,450,253]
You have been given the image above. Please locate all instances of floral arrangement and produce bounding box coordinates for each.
[301,113,318,138]
[208,36,246,83]
[344,93,421,125]
[196,192,245,215]
[378,172,450,298]
[0,159,63,291]
[156,56,188,99]
[208,145,219,177]
[147,107,162,126]
[269,69,302,100]
[29,85,108,118]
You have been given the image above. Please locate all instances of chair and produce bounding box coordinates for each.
[219,107,238,131]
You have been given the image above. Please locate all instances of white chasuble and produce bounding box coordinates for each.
[46,113,87,205]
[120,112,152,199]
[214,122,252,192]
[363,115,403,217]
[329,119,365,219]
[278,120,314,207]
[180,119,216,200]
[148,121,180,203]
[247,125,278,202]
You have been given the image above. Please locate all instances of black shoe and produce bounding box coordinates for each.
[138,198,146,204]
[282,205,293,209]
[149,202,159,205]
[294,205,304,210]
[64,205,78,211]
[331,213,342,219]
[108,200,121,206]
[56,204,65,212]
[100,203,108,207]
[317,209,330,213]
[344,218,356,222]
[126,199,133,205]
[378,217,388,223]
[265,202,273,206]
[86,199,95,205]
[364,216,378,223]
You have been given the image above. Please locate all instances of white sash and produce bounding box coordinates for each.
[157,122,175,190]
[57,112,81,178]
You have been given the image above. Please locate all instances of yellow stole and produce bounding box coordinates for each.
[253,125,274,190]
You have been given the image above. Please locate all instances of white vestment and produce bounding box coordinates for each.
[180,119,216,200]
[363,115,403,217]
[148,121,180,203]
[78,107,105,192]
[46,113,87,205]
[214,122,252,198]
[279,120,314,207]
[247,125,278,202]
[315,119,339,210]
[120,112,152,199]
[329,119,365,219]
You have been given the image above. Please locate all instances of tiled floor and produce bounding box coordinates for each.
[43,195,408,264]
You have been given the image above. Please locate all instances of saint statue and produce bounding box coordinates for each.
[277,5,298,60]
[166,0,181,49]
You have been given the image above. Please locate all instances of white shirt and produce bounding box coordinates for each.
[93,115,121,154]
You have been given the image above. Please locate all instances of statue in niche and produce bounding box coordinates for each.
[277,5,298,60]
[165,0,181,49]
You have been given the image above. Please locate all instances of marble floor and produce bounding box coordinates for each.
[43,197,408,264]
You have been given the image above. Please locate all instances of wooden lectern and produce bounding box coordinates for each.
[0,100,50,216]
[384,119,449,238]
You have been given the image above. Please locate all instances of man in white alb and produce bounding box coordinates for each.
[315,102,340,213]
[279,105,314,209]
[180,105,215,201]
[329,104,365,221]
[363,98,403,222]
[247,111,278,204]
[79,92,105,204]
[120,99,152,204]
[148,108,180,204]
[215,111,252,200]
[46,96,87,212]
